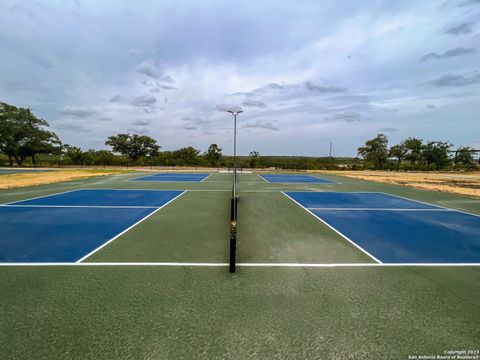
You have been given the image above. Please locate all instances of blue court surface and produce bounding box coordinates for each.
[0,189,184,262]
[131,173,210,182]
[285,191,480,264]
[261,174,335,184]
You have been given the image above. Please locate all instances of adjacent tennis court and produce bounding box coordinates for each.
[130,172,211,182]
[260,173,336,183]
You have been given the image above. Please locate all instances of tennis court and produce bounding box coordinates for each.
[130,172,211,182]
[260,173,336,183]
[1,171,479,359]
[284,191,480,263]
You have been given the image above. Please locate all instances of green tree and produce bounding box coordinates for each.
[105,133,160,162]
[357,134,389,169]
[455,147,475,169]
[0,101,62,166]
[204,144,223,167]
[389,143,407,170]
[249,150,260,168]
[402,137,423,167]
[421,141,452,170]
[64,145,86,165]
[172,147,200,166]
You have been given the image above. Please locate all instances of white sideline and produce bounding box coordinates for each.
[3,188,81,205]
[281,191,383,264]
[0,262,478,267]
[75,190,187,263]
[1,205,159,209]
[306,207,450,212]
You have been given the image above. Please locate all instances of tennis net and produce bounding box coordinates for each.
[229,167,238,273]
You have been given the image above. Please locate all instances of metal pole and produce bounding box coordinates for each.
[233,113,237,171]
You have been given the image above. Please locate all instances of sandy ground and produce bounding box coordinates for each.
[315,170,480,198]
[0,170,128,189]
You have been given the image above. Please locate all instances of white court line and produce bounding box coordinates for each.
[75,190,187,263]
[0,262,478,267]
[306,207,450,212]
[200,174,213,182]
[281,191,383,264]
[128,174,211,182]
[258,174,269,182]
[0,204,159,209]
[3,188,82,205]
[378,192,480,218]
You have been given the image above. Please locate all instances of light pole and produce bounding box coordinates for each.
[227,110,243,171]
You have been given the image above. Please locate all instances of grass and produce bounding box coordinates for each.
[0,171,479,359]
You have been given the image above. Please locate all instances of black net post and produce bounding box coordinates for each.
[229,195,237,273]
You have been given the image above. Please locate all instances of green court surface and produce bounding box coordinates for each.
[1,171,479,359]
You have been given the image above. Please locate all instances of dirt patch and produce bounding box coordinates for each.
[312,170,480,198]
[0,170,128,189]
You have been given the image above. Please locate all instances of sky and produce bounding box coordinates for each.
[1,0,479,156]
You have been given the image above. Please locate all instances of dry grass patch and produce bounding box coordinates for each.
[0,170,128,189]
[312,170,480,198]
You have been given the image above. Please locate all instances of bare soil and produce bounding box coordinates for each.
[0,170,128,189]
[315,170,480,198]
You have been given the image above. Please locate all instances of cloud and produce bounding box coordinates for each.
[5,81,45,93]
[378,127,398,132]
[444,23,473,35]
[182,116,209,125]
[429,73,480,86]
[182,123,197,130]
[458,0,480,6]
[132,94,156,107]
[305,81,346,93]
[426,104,437,109]
[99,117,113,121]
[132,118,152,126]
[60,106,96,117]
[129,49,142,57]
[243,100,267,108]
[136,62,162,79]
[419,47,476,62]
[109,94,127,103]
[242,120,279,131]
[216,104,243,113]
[326,112,363,123]
[150,84,178,92]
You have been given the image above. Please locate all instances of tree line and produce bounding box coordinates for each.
[358,134,477,170]
[1,101,477,170]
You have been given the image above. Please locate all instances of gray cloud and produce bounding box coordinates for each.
[99,117,113,121]
[419,47,476,62]
[242,120,279,131]
[429,73,480,86]
[109,94,127,103]
[60,106,96,117]
[216,104,243,112]
[132,118,152,126]
[426,104,437,109]
[458,0,480,6]
[378,127,398,132]
[136,62,162,79]
[326,112,363,123]
[243,100,267,108]
[444,23,473,35]
[305,81,346,93]
[182,123,197,130]
[132,94,156,107]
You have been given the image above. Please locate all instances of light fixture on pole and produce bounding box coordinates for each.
[227,110,243,171]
